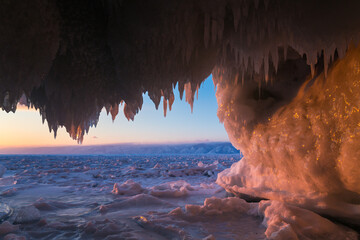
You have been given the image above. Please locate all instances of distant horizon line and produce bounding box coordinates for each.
[0,140,232,150]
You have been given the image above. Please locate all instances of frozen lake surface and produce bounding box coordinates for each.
[0,155,357,240]
[0,154,267,240]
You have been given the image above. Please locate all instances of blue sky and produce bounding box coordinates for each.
[0,76,229,147]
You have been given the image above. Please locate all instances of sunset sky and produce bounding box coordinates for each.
[0,76,228,148]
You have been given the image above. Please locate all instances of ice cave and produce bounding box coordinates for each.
[1,0,360,239]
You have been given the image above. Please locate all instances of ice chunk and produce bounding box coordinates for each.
[3,234,26,240]
[150,180,194,198]
[257,201,358,240]
[0,222,19,236]
[14,206,41,224]
[170,197,251,218]
[112,180,147,196]
[99,194,172,213]
[0,165,6,178]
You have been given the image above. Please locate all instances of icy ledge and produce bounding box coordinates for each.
[217,159,360,224]
[168,197,358,240]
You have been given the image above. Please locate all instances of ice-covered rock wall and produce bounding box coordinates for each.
[216,45,360,224]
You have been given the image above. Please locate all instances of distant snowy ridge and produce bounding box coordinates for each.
[0,142,239,155]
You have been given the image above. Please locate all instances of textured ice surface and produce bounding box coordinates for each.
[0,165,6,178]
[0,154,357,239]
[216,44,360,224]
[256,201,358,240]
[0,154,242,239]
[14,206,41,224]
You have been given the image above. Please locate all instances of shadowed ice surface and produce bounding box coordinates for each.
[0,154,266,240]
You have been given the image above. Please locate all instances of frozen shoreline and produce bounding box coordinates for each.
[0,155,357,239]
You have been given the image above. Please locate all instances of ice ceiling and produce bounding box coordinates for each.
[1,0,360,224]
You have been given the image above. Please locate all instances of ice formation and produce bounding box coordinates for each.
[256,201,358,240]
[1,0,359,142]
[167,197,358,239]
[2,0,360,232]
[216,44,360,224]
[14,206,41,224]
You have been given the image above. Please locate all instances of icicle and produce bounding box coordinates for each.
[310,63,315,78]
[337,41,346,59]
[152,94,161,110]
[163,97,167,117]
[105,103,111,115]
[258,78,261,99]
[272,48,279,73]
[242,1,249,17]
[254,57,261,74]
[254,0,260,9]
[232,7,241,32]
[168,92,175,111]
[323,50,328,78]
[196,84,199,100]
[211,19,217,45]
[217,14,224,42]
[264,55,269,83]
[186,46,192,64]
[184,82,194,113]
[242,71,245,86]
[264,0,269,9]
[234,73,239,85]
[110,104,119,122]
[284,46,288,60]
[123,104,135,121]
[204,12,210,48]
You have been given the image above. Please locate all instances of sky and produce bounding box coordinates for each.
[0,76,229,147]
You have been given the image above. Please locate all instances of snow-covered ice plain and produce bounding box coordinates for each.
[0,153,357,240]
[0,154,249,240]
